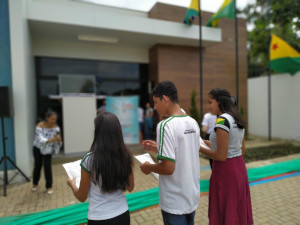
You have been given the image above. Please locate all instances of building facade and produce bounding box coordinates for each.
[0,0,247,179]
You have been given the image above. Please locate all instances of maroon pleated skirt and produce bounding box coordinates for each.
[209,156,253,225]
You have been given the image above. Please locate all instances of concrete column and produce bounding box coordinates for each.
[9,0,36,177]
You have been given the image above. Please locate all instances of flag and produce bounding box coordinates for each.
[183,0,200,25]
[270,34,300,75]
[206,0,234,27]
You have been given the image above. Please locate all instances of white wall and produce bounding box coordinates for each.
[248,72,300,141]
[26,0,221,44]
[32,39,149,63]
[9,0,36,176]
[63,97,96,154]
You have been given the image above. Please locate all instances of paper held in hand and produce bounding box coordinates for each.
[200,136,211,150]
[134,153,159,180]
[63,160,81,188]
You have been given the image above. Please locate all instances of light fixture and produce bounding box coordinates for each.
[77,34,119,44]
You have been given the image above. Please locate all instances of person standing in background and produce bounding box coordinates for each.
[138,106,144,143]
[144,102,153,140]
[97,99,106,114]
[201,112,217,169]
[32,110,62,194]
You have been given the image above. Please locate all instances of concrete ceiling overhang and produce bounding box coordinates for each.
[29,20,221,49]
[27,0,221,49]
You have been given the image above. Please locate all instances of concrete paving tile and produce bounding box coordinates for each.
[135,215,145,223]
[0,145,300,224]
[154,218,164,225]
[142,221,158,225]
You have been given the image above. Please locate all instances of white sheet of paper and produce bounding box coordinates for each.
[63,159,81,188]
[134,153,159,180]
[200,136,211,150]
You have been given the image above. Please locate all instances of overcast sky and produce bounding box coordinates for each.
[83,0,256,13]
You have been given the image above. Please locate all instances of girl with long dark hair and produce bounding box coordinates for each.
[67,112,134,225]
[200,88,253,225]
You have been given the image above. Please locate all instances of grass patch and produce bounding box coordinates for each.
[200,143,300,163]
[244,144,300,163]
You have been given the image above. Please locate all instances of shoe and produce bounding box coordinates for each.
[32,186,38,191]
[47,189,53,194]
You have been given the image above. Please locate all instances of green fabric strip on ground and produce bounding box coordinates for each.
[247,158,300,182]
[1,158,299,225]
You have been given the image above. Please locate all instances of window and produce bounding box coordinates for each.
[36,57,149,119]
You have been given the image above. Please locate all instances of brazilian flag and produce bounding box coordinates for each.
[206,0,235,27]
[183,0,200,25]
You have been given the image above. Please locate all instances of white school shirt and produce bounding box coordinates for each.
[201,113,217,134]
[156,115,200,214]
[138,107,144,123]
[209,113,245,158]
[81,153,128,220]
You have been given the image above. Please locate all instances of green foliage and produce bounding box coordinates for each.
[244,143,300,163]
[189,89,201,126]
[242,0,300,77]
[239,105,245,118]
[239,105,247,136]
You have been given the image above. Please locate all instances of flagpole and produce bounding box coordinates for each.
[234,0,239,106]
[198,0,203,121]
[267,0,272,140]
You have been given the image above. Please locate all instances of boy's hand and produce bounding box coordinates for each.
[142,140,158,154]
[140,161,152,175]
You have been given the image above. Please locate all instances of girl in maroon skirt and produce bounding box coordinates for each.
[200,88,253,225]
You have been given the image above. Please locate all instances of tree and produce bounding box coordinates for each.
[189,89,201,127]
[242,0,300,77]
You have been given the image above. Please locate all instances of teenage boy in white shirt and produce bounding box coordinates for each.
[140,81,200,225]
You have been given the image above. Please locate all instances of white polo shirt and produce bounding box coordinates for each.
[156,115,200,214]
[201,113,217,134]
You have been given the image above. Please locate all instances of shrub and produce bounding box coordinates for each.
[189,89,201,126]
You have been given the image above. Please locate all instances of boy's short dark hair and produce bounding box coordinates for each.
[152,81,178,103]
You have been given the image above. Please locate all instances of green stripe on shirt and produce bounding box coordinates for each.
[158,116,175,157]
[157,155,175,162]
[80,152,92,173]
[80,164,91,174]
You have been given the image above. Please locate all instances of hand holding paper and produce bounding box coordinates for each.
[135,153,159,180]
[63,160,81,188]
[140,161,152,175]
[67,177,77,189]
[200,136,211,150]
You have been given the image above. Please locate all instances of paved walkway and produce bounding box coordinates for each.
[0,139,300,224]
